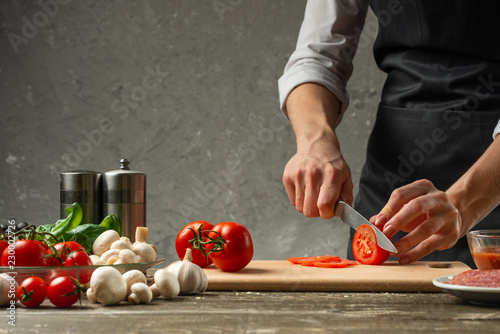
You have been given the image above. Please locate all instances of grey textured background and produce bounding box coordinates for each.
[0,1,385,261]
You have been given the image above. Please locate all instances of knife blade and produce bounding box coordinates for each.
[335,201,397,253]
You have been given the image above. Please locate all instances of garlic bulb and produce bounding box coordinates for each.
[165,248,208,295]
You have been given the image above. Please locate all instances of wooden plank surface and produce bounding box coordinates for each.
[15,291,500,334]
[203,260,471,292]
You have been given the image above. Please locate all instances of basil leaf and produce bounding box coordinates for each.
[62,224,109,253]
[100,214,121,236]
[51,203,83,239]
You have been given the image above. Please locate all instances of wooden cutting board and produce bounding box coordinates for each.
[203,260,470,292]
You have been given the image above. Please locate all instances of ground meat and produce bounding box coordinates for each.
[446,269,500,288]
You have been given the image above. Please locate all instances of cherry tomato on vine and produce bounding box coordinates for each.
[46,241,85,266]
[18,277,47,308]
[47,276,81,308]
[65,250,93,284]
[0,240,8,256]
[176,221,214,268]
[1,240,48,267]
[352,224,390,265]
[207,222,253,272]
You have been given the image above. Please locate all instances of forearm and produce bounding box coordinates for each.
[447,136,500,235]
[286,83,342,151]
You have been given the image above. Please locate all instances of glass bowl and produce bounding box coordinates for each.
[0,258,166,284]
[467,230,500,270]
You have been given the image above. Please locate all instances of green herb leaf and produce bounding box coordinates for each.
[62,224,109,252]
[100,214,121,236]
[50,203,83,239]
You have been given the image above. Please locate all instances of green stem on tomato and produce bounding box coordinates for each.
[188,225,225,257]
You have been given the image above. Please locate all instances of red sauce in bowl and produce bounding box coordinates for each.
[471,248,500,270]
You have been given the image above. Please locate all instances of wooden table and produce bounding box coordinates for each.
[10,291,500,333]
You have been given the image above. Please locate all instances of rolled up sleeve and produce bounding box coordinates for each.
[278,0,369,122]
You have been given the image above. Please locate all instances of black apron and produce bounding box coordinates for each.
[348,0,500,268]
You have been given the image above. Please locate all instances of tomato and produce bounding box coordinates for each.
[287,255,340,266]
[18,277,47,308]
[352,224,390,265]
[46,241,85,266]
[207,222,253,272]
[65,250,93,284]
[34,240,50,251]
[47,276,81,308]
[0,240,8,256]
[176,221,214,268]
[313,258,351,268]
[1,240,48,267]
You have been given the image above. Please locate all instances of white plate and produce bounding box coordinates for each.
[433,275,500,306]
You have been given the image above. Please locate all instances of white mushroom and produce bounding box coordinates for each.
[128,283,152,304]
[93,230,120,256]
[89,255,104,266]
[135,227,149,243]
[0,274,17,306]
[119,236,133,246]
[90,266,127,306]
[122,270,147,296]
[110,239,133,251]
[151,270,179,300]
[135,255,146,263]
[119,249,138,264]
[100,249,120,264]
[132,242,156,262]
[86,287,98,303]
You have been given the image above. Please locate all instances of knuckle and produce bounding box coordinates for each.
[409,198,426,214]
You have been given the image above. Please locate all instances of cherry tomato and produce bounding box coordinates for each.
[207,222,253,272]
[64,250,93,284]
[176,221,214,268]
[0,240,8,256]
[47,276,80,308]
[46,241,85,266]
[0,240,48,267]
[18,277,47,308]
[352,224,390,265]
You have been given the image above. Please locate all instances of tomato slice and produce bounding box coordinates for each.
[313,258,350,268]
[352,224,390,265]
[287,255,339,265]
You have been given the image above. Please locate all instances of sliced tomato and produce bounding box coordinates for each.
[287,255,339,265]
[352,224,390,265]
[313,258,350,268]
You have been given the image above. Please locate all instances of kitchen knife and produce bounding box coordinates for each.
[335,201,397,253]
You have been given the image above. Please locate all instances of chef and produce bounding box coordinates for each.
[278,0,500,267]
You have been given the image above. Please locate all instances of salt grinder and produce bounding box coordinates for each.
[60,170,102,224]
[103,159,146,241]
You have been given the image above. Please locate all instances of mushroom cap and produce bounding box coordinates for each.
[110,239,133,251]
[90,266,127,305]
[153,270,180,299]
[93,230,120,256]
[122,269,147,295]
[100,249,120,264]
[132,242,156,262]
[119,249,138,264]
[128,283,152,304]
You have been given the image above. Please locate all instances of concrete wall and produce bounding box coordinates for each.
[0,1,385,261]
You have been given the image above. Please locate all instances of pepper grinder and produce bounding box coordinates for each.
[102,159,146,241]
[60,170,102,224]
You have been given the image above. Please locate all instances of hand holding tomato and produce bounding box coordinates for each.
[374,179,462,264]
